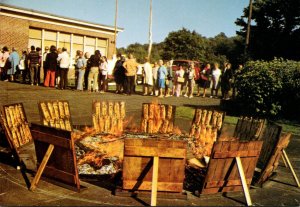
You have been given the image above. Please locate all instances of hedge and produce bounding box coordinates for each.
[235,58,300,120]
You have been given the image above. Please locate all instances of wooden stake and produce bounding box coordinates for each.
[236,157,252,206]
[30,144,54,191]
[281,154,288,168]
[282,149,300,187]
[151,156,159,206]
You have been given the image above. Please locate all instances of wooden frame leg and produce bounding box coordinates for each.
[282,149,300,187]
[281,154,288,168]
[30,144,54,191]
[151,156,159,206]
[236,157,252,206]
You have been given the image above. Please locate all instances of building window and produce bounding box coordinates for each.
[59,33,71,52]
[97,38,107,57]
[44,30,57,48]
[72,35,84,59]
[28,28,42,48]
[85,37,96,55]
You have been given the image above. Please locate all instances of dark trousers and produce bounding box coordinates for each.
[84,68,90,90]
[126,76,135,95]
[59,68,69,89]
[29,64,39,84]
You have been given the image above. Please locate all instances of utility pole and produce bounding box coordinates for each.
[147,0,153,60]
[114,0,118,55]
[245,0,253,55]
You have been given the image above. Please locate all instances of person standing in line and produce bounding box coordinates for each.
[88,50,101,92]
[0,46,10,81]
[84,52,91,90]
[157,59,168,98]
[99,56,108,93]
[186,62,196,98]
[76,51,86,91]
[232,64,243,99]
[18,50,27,82]
[113,54,126,94]
[27,45,40,85]
[151,62,159,96]
[57,47,70,90]
[36,47,42,84]
[55,48,62,88]
[199,63,211,97]
[8,47,20,82]
[175,65,185,97]
[122,53,139,95]
[42,46,50,81]
[210,62,222,98]
[221,63,233,100]
[44,45,58,87]
[165,61,173,97]
[142,57,153,96]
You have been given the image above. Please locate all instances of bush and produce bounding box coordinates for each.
[235,58,300,119]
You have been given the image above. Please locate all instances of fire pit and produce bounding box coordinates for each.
[73,129,189,176]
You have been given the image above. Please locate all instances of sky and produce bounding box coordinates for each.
[2,0,249,48]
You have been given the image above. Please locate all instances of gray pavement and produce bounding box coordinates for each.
[0,81,300,206]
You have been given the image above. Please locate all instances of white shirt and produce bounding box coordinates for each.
[100,61,108,76]
[57,51,70,68]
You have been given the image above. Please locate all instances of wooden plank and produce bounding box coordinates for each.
[151,156,159,206]
[236,157,252,206]
[213,150,261,158]
[30,144,54,191]
[201,141,262,195]
[31,124,81,191]
[205,179,252,188]
[124,146,186,158]
[204,141,224,185]
[115,189,187,200]
[41,166,78,185]
[123,181,184,192]
[31,130,72,149]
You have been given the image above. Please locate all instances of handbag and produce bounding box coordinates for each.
[177,77,185,83]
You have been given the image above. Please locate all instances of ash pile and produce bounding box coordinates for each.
[74,131,123,175]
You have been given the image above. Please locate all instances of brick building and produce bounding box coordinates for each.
[0,3,123,78]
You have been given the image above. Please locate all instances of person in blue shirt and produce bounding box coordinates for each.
[157,59,168,98]
[8,47,20,82]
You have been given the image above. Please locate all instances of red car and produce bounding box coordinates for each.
[171,60,201,80]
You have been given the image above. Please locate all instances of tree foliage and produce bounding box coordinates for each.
[235,58,300,119]
[118,28,243,66]
[236,0,300,60]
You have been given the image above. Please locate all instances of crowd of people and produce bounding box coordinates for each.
[0,45,242,99]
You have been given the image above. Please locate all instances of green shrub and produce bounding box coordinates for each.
[235,58,300,119]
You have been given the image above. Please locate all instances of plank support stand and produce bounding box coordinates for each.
[282,149,300,188]
[281,154,288,168]
[29,144,54,191]
[151,156,159,206]
[236,156,252,206]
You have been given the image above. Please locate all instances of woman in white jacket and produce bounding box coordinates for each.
[210,62,221,98]
[142,57,153,95]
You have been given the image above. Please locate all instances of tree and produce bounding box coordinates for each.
[162,28,208,62]
[236,0,300,60]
